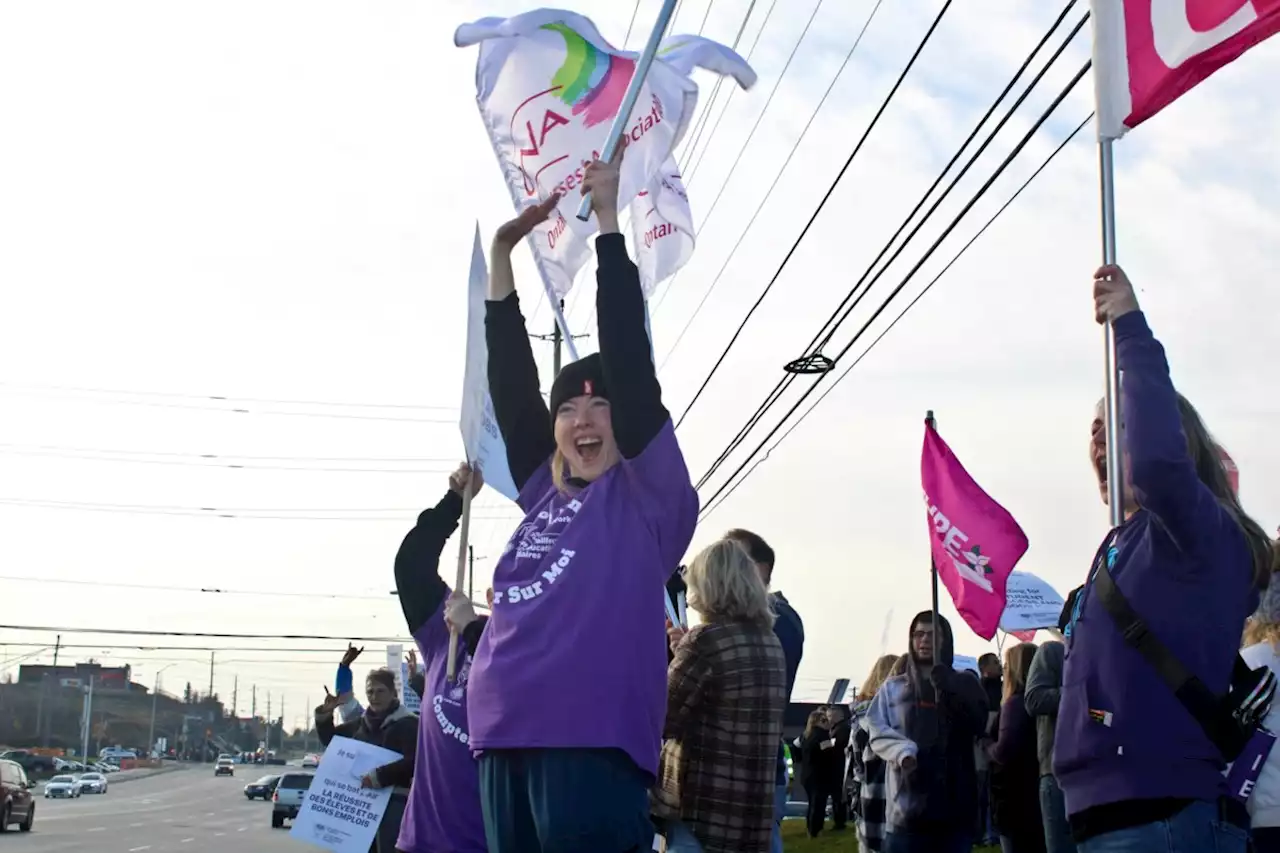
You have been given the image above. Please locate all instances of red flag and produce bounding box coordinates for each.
[1010,629,1037,643]
[922,422,1030,641]
[1091,0,1280,139]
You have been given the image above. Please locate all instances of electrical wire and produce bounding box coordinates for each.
[621,0,644,48]
[685,2,1083,479]
[0,445,456,474]
[0,382,453,411]
[671,0,956,433]
[0,624,415,642]
[0,497,524,522]
[654,0,887,370]
[0,575,401,601]
[698,113,1094,520]
[0,445,454,464]
[696,60,1093,517]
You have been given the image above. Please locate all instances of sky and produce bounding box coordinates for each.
[1,0,1278,736]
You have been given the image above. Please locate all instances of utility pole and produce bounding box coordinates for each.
[39,634,61,748]
[304,696,310,752]
[251,684,256,719]
[208,651,215,698]
[532,301,587,377]
[80,675,95,761]
[231,676,238,719]
[280,697,285,753]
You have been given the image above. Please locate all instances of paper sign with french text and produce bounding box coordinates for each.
[290,735,401,853]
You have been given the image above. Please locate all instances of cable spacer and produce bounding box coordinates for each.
[783,353,834,375]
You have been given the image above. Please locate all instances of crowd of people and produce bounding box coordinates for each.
[305,154,1279,853]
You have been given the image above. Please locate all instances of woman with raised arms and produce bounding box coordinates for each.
[470,152,699,853]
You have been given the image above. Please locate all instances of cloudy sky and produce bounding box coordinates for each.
[1,0,1277,736]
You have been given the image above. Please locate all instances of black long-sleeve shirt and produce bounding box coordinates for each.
[394,489,486,655]
[484,232,668,485]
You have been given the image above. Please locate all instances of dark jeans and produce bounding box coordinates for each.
[804,781,843,836]
[882,828,972,853]
[1038,776,1076,853]
[1076,800,1248,853]
[375,791,406,853]
[478,747,655,853]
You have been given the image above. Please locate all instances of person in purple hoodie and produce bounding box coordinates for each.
[471,153,700,853]
[1055,264,1274,852]
[392,462,488,853]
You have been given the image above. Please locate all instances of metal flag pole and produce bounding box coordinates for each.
[926,409,940,670]
[575,0,680,221]
[1098,140,1125,529]
[446,466,476,681]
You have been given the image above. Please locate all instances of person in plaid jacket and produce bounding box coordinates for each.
[653,538,787,853]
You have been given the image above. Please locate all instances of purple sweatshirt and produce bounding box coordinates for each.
[1054,311,1259,815]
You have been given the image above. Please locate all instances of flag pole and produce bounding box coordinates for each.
[575,0,680,221]
[926,409,940,671]
[1098,140,1125,529]
[446,466,475,682]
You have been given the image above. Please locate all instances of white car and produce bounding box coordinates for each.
[78,772,108,795]
[44,775,81,798]
[301,754,319,769]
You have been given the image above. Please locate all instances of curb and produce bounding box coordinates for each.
[109,764,188,785]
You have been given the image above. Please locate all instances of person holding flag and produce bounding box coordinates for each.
[1055,265,1275,850]
[470,149,699,852]
[391,462,489,853]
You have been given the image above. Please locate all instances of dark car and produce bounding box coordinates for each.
[0,750,56,779]
[0,759,36,833]
[244,775,280,800]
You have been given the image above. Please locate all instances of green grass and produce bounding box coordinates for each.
[780,820,999,852]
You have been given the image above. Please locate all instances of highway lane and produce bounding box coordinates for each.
[9,764,308,853]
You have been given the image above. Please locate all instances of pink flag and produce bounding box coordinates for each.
[921,421,1030,641]
[1091,0,1280,139]
[1010,629,1038,643]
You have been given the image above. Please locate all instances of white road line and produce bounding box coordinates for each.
[129,847,152,852]
[206,812,216,817]
[237,827,247,832]
[130,822,144,827]
[214,831,226,837]
[181,839,195,844]
[163,817,174,823]
[87,827,106,832]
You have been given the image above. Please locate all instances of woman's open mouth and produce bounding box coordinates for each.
[575,436,603,465]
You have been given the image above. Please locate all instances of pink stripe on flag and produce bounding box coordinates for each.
[921,421,1029,640]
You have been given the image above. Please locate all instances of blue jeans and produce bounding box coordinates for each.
[478,748,655,853]
[665,820,705,853]
[770,782,787,853]
[1076,800,1249,853]
[882,828,972,853]
[1038,776,1076,853]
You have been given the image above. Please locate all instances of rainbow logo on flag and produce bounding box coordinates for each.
[541,23,636,128]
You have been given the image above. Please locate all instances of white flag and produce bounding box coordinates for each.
[459,225,519,502]
[455,8,754,298]
[630,158,694,297]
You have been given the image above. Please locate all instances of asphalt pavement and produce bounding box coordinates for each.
[9,764,308,853]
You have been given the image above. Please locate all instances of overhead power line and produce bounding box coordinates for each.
[686,2,1085,483]
[654,0,887,368]
[698,112,1095,521]
[0,575,400,601]
[0,444,456,474]
[696,61,1094,517]
[672,0,957,431]
[0,382,454,411]
[0,624,415,643]
[0,497,523,521]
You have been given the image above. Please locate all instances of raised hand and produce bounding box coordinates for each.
[494,194,561,250]
[444,592,479,633]
[448,462,485,499]
[1093,264,1140,324]
[581,146,623,231]
[316,686,342,716]
[340,643,363,667]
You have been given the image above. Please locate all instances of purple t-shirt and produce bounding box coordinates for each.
[396,602,487,853]
[467,420,699,777]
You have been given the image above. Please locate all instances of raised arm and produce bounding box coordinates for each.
[486,197,560,490]
[582,157,669,458]
[395,464,481,638]
[1095,265,1230,556]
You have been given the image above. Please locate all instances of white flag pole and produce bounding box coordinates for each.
[446,467,475,681]
[1097,140,1125,530]
[575,0,680,222]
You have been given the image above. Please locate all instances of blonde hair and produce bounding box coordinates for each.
[890,654,909,677]
[1244,619,1280,650]
[685,538,775,629]
[550,447,569,494]
[856,654,900,702]
[1003,642,1038,703]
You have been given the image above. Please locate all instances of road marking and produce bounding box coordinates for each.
[163,817,174,823]
[87,827,106,832]
[130,822,144,827]
[181,839,194,844]
[206,812,216,816]
[214,831,226,837]
[237,827,247,832]
[129,847,152,852]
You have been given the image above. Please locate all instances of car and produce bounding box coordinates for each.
[44,775,81,799]
[214,759,235,777]
[243,775,280,801]
[0,759,36,833]
[78,772,108,795]
[301,754,319,769]
[271,772,313,828]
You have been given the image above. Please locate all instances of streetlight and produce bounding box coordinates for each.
[148,665,176,758]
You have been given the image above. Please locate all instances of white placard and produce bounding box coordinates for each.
[290,736,401,853]
[998,571,1065,634]
[384,644,420,714]
[459,224,518,502]
[952,654,979,674]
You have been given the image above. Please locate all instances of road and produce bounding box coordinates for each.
[9,765,308,853]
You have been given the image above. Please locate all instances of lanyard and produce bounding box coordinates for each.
[1065,528,1122,649]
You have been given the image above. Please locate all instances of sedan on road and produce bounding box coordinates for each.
[43,775,81,799]
[78,772,108,795]
[244,775,280,800]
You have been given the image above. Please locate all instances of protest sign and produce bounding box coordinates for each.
[385,644,420,714]
[290,736,401,853]
[953,654,980,675]
[999,571,1065,635]
[459,224,518,502]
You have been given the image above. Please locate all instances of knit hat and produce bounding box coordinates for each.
[549,353,609,417]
